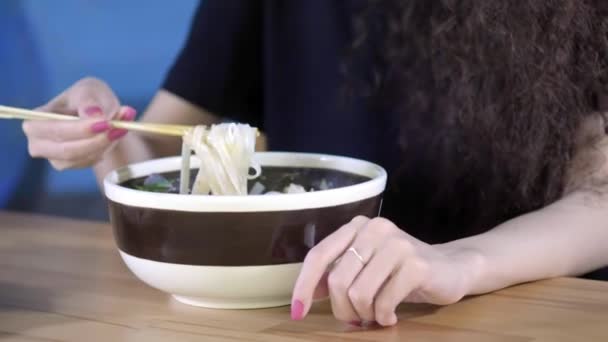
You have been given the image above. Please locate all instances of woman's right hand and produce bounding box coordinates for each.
[23,77,136,170]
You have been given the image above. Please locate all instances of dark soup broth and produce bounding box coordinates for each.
[122,166,371,194]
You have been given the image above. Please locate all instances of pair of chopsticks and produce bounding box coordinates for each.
[0,104,192,137]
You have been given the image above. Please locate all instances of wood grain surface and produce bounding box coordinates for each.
[1,211,607,341]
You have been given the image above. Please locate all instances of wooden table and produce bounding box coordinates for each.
[1,211,607,341]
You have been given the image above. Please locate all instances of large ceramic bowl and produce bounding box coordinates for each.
[104,152,386,309]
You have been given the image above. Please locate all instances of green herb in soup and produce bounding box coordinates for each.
[134,174,177,193]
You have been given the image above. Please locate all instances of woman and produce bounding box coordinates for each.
[23,1,608,327]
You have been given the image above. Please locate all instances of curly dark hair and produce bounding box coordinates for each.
[347,0,608,242]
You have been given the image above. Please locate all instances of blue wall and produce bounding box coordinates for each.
[0,0,198,207]
[0,1,48,207]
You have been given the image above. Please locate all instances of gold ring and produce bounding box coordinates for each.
[347,247,366,265]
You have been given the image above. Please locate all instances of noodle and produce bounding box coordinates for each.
[182,123,260,195]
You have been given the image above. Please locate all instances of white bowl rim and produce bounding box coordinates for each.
[104,151,387,212]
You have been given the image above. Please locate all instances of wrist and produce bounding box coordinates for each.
[437,242,487,297]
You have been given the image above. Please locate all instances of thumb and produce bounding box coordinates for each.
[68,78,120,119]
[75,96,119,120]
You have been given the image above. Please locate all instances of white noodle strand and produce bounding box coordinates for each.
[182,123,258,195]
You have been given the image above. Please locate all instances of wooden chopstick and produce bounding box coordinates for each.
[109,121,191,137]
[0,105,192,137]
[0,105,76,121]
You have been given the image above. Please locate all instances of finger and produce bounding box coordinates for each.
[29,132,112,162]
[67,79,120,119]
[23,118,111,142]
[326,222,383,322]
[291,216,369,320]
[35,87,74,115]
[104,106,136,140]
[329,217,400,321]
[75,100,118,119]
[326,254,364,323]
[374,260,426,327]
[347,242,402,322]
[49,152,101,170]
[50,147,107,170]
[102,106,135,141]
[36,99,73,116]
[35,78,121,119]
[312,271,329,300]
[72,153,104,169]
[107,128,129,142]
[49,160,73,171]
[37,82,112,118]
[117,106,137,121]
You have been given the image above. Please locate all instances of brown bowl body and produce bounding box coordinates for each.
[109,196,381,266]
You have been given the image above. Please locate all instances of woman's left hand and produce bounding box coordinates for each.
[290,216,483,326]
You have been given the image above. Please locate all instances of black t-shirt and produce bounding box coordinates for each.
[164,0,399,168]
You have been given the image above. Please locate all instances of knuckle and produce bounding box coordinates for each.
[348,286,372,308]
[77,77,112,96]
[78,76,102,86]
[376,313,396,327]
[80,76,97,82]
[368,217,397,235]
[374,299,394,321]
[27,142,39,157]
[92,135,111,151]
[327,272,348,293]
[396,236,414,249]
[351,215,369,224]
[304,245,326,264]
[388,236,415,256]
[22,121,33,136]
[50,160,68,171]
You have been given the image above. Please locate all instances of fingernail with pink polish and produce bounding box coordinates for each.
[108,128,128,141]
[85,106,102,116]
[91,121,110,133]
[291,300,304,321]
[348,321,362,327]
[121,107,137,121]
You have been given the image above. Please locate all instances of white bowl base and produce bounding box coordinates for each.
[172,295,290,309]
[119,250,301,310]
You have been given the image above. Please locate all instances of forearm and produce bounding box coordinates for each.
[440,190,608,295]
